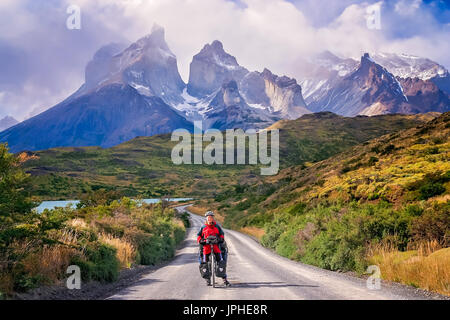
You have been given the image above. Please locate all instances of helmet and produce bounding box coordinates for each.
[205,211,215,217]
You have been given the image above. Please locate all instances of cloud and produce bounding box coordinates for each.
[0,0,449,121]
[394,0,421,15]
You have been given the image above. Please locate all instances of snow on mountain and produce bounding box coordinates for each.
[371,52,450,96]
[297,50,449,117]
[3,22,448,153]
[202,80,280,131]
[187,40,249,98]
[180,40,311,125]
[371,52,448,80]
[305,53,413,116]
[240,69,310,119]
[297,51,359,106]
[77,24,186,107]
[0,26,194,152]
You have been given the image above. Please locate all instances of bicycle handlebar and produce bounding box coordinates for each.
[205,236,221,245]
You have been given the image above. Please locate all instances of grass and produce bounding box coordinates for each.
[0,197,187,297]
[99,233,136,269]
[239,226,265,240]
[368,242,450,295]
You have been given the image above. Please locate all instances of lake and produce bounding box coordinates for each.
[34,198,193,214]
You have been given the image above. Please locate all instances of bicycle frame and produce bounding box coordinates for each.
[204,235,220,288]
[210,242,216,288]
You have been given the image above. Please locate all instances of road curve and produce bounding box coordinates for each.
[108,205,432,300]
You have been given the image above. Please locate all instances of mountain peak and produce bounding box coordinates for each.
[135,25,169,51]
[260,68,299,90]
[188,40,248,97]
[356,52,380,76]
[361,52,374,64]
[84,43,127,87]
[151,23,164,34]
[198,40,231,59]
[82,25,184,106]
[261,68,273,76]
[211,40,224,51]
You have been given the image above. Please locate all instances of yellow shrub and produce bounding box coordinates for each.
[67,218,88,229]
[21,245,78,283]
[99,233,136,269]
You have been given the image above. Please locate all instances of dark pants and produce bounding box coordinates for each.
[199,246,227,279]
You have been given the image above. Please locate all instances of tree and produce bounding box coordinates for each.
[160,194,171,214]
[0,143,34,221]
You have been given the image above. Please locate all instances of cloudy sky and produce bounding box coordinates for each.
[0,0,449,121]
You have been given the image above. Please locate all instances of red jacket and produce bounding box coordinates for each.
[197,221,224,244]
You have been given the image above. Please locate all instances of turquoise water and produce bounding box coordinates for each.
[34,198,193,214]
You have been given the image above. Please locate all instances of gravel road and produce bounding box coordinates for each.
[108,205,447,300]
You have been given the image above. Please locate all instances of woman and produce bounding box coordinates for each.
[197,211,230,286]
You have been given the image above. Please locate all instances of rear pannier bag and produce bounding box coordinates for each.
[215,260,227,278]
[199,262,210,279]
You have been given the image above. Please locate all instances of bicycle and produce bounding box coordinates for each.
[200,235,227,288]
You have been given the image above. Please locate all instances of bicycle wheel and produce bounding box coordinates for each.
[211,249,216,288]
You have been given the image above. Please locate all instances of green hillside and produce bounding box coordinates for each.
[19,112,436,200]
[214,112,449,294]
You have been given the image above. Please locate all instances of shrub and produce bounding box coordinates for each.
[410,203,450,246]
[134,235,159,265]
[173,224,186,245]
[39,208,71,232]
[340,166,352,174]
[0,224,39,246]
[301,219,367,273]
[13,272,43,292]
[380,144,396,155]
[423,146,439,155]
[368,156,379,166]
[1,197,187,296]
[73,243,119,282]
[136,234,173,265]
[407,171,449,200]
[77,189,122,208]
[178,212,191,228]
[261,221,287,249]
[419,182,445,200]
[100,233,136,269]
[235,200,251,210]
[275,228,300,259]
[288,202,306,215]
[402,204,424,217]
